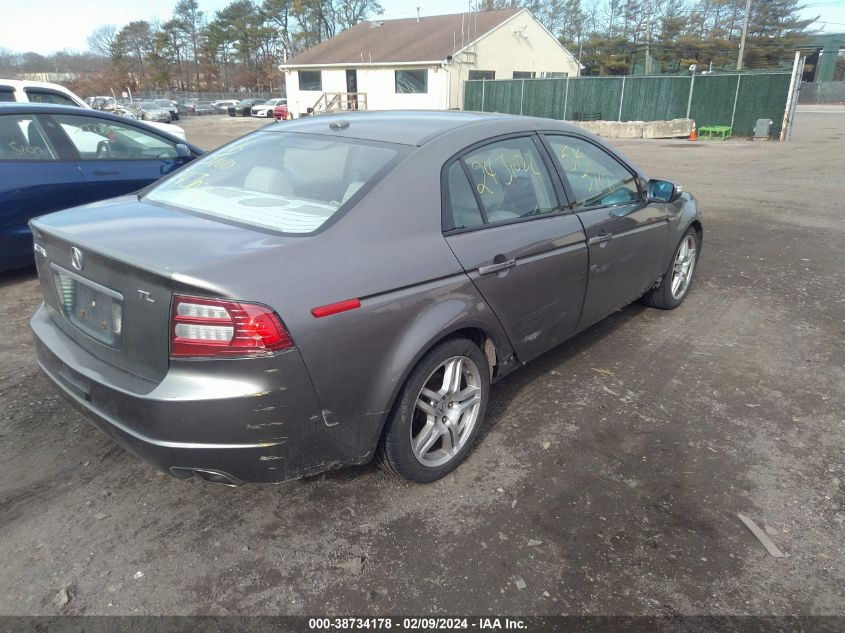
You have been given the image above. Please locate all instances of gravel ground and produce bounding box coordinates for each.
[0,107,842,616]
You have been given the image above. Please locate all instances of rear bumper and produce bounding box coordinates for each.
[31,304,379,483]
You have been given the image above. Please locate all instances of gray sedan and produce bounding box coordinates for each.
[30,111,702,485]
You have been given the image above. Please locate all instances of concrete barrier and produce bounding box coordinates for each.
[572,118,694,139]
[643,118,694,139]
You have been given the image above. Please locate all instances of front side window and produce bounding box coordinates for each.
[395,69,427,94]
[52,114,178,160]
[0,114,58,160]
[544,135,640,208]
[144,131,407,234]
[0,87,14,102]
[25,88,79,106]
[461,136,557,224]
[299,71,322,91]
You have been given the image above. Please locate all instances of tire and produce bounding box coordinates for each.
[377,337,490,483]
[641,226,700,310]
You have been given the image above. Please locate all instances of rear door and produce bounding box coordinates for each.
[443,135,588,362]
[47,112,185,199]
[542,134,669,330]
[0,112,89,269]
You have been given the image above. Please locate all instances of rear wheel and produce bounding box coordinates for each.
[641,227,700,309]
[377,338,489,483]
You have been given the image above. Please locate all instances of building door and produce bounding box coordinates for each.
[346,69,358,110]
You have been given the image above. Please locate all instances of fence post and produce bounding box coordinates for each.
[781,50,802,141]
[618,76,626,121]
[729,74,742,131]
[686,70,696,119]
[520,79,525,115]
[563,76,570,120]
[481,79,486,112]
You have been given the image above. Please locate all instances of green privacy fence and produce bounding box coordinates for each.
[464,73,792,138]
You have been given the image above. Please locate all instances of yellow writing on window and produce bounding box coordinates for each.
[469,150,542,196]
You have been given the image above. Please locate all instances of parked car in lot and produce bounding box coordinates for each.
[251,98,286,118]
[273,102,290,120]
[0,78,187,141]
[87,96,117,111]
[0,103,202,271]
[154,99,180,121]
[191,100,214,116]
[133,101,172,123]
[112,106,138,119]
[29,111,701,486]
[211,99,238,113]
[228,98,264,116]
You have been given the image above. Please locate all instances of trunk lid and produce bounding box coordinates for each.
[31,195,294,383]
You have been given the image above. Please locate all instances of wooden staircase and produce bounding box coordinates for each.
[309,92,368,115]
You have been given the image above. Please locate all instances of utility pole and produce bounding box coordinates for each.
[737,0,752,70]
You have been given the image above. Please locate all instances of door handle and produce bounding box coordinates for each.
[92,170,119,176]
[588,233,613,246]
[478,258,516,275]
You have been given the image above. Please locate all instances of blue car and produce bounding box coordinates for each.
[0,104,203,271]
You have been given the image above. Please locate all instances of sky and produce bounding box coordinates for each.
[1,0,844,56]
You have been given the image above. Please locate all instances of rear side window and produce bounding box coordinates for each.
[462,137,557,224]
[0,114,58,160]
[25,88,79,106]
[445,161,484,230]
[144,131,407,234]
[0,87,14,103]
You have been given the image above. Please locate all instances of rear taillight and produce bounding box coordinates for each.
[170,295,292,358]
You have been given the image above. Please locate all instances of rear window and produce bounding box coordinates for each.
[144,131,407,234]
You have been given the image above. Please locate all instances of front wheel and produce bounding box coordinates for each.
[377,338,490,483]
[641,227,700,309]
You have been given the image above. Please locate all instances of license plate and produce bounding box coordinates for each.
[52,266,123,346]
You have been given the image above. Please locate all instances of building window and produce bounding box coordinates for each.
[299,71,322,91]
[395,69,428,93]
[541,72,568,78]
[512,71,536,79]
[468,70,495,80]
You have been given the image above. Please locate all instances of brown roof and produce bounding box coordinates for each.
[284,9,523,67]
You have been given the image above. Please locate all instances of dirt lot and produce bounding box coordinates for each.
[0,108,842,616]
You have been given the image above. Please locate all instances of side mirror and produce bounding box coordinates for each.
[175,143,192,160]
[648,179,682,203]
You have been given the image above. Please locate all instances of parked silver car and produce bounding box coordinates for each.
[30,111,702,486]
[133,101,171,122]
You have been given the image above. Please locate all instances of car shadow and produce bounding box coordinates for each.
[311,301,649,484]
[0,265,37,289]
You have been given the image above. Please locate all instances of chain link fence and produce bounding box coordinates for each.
[132,90,279,102]
[464,72,792,138]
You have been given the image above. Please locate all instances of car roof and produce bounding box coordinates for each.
[0,78,74,90]
[0,103,111,115]
[264,110,580,146]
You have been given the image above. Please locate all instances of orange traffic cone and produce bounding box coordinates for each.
[689,120,698,141]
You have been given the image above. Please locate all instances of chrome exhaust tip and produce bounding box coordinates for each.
[169,467,242,487]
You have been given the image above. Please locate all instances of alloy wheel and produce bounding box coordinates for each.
[671,234,697,300]
[411,355,482,468]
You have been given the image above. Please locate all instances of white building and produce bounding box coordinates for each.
[280,8,581,117]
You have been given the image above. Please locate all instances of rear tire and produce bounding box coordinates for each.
[377,338,490,483]
[641,226,700,310]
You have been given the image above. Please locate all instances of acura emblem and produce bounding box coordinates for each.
[71,247,84,271]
